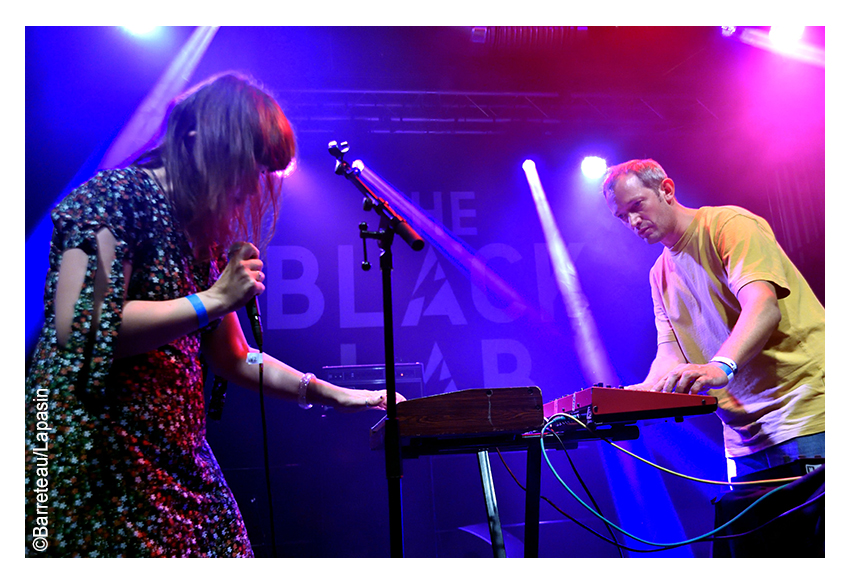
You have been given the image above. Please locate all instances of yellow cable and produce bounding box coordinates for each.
[554,413,803,487]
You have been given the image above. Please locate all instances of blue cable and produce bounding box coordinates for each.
[540,415,796,548]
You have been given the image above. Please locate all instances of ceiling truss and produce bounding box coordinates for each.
[277,89,730,137]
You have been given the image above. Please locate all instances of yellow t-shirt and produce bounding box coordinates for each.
[650,206,825,457]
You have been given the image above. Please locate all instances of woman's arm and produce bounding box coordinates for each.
[54,235,397,409]
[55,228,128,347]
[201,311,395,411]
[55,234,264,359]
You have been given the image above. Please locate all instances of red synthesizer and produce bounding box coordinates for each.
[543,384,718,425]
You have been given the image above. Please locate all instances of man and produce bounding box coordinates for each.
[602,159,824,479]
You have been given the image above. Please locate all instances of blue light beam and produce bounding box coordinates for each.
[356,162,532,322]
[525,159,697,556]
[26,27,220,352]
[522,159,616,386]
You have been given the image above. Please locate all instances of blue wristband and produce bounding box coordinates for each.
[711,360,734,381]
[187,294,209,329]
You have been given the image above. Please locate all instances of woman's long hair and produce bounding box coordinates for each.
[136,72,296,261]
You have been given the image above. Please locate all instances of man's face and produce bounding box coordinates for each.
[605,173,675,246]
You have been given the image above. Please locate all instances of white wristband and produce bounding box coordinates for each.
[298,373,315,410]
[710,356,738,382]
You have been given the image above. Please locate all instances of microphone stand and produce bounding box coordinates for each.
[328,141,424,558]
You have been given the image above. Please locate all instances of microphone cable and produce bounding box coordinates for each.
[246,297,277,558]
[228,241,277,556]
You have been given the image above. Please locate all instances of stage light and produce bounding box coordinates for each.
[769,25,806,50]
[470,27,488,44]
[581,156,607,180]
[100,27,219,169]
[271,158,297,179]
[122,25,160,37]
[354,163,530,319]
[522,158,618,386]
[726,26,823,68]
[720,26,737,37]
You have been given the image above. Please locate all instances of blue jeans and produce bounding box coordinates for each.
[726,432,825,480]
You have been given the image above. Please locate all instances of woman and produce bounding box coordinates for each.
[25,72,400,557]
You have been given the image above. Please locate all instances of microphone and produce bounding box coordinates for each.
[246,295,263,350]
[228,241,264,350]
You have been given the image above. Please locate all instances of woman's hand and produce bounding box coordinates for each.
[202,242,265,315]
[312,381,407,413]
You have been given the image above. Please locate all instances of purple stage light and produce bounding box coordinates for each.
[100,26,220,169]
[122,25,160,38]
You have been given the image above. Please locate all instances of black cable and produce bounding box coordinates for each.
[548,432,625,557]
[495,449,632,551]
[545,424,826,553]
[255,347,277,557]
[709,491,824,541]
[499,443,823,554]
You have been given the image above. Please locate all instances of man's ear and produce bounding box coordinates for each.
[659,177,675,203]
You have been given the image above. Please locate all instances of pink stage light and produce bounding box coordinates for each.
[268,159,297,180]
[769,25,806,51]
[731,26,824,68]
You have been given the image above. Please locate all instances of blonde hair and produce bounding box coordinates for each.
[602,159,668,200]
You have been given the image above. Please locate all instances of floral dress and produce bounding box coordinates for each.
[24,167,253,557]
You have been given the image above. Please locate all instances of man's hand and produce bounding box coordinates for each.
[651,362,729,394]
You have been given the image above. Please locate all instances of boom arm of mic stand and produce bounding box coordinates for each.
[334,158,425,252]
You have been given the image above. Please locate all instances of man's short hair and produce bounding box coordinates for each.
[602,159,668,200]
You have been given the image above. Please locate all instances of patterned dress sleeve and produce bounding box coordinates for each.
[47,169,143,397]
